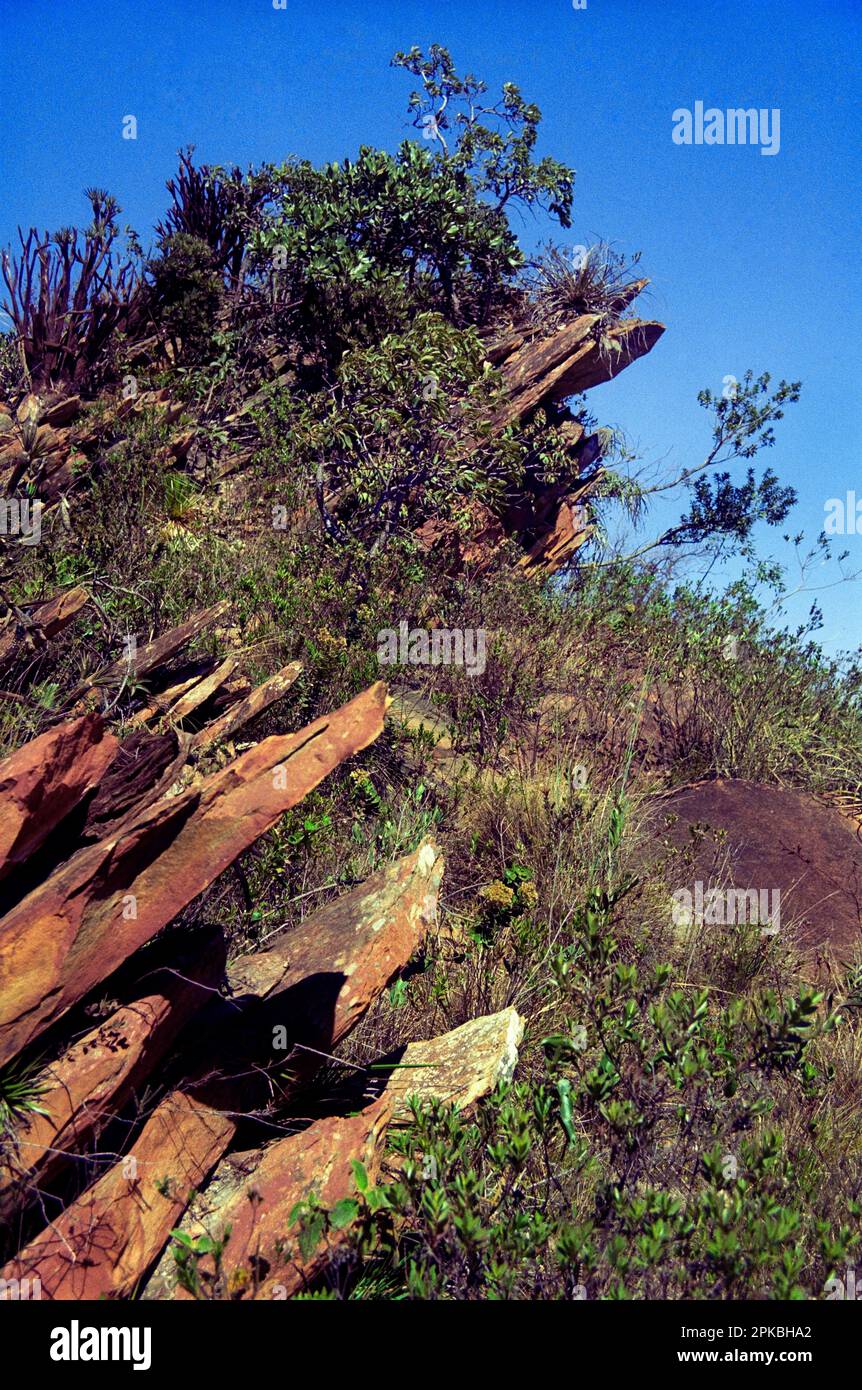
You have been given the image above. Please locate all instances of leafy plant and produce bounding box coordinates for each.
[392,44,574,227]
[147,232,223,364]
[272,312,519,551]
[0,1055,50,1142]
[170,1227,233,1300]
[250,142,523,366]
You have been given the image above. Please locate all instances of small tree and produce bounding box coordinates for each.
[246,47,576,368]
[392,44,575,227]
[147,232,224,365]
[251,142,525,367]
[588,372,802,566]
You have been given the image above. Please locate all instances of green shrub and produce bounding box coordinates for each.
[147,232,223,364]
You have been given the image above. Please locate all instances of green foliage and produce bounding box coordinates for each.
[242,44,574,367]
[528,242,643,325]
[392,45,574,227]
[269,312,521,550]
[475,863,538,943]
[161,470,200,520]
[670,372,801,549]
[603,567,862,787]
[147,232,224,364]
[0,329,24,398]
[284,812,333,851]
[251,141,523,366]
[170,1227,232,1300]
[0,1054,50,1143]
[333,867,861,1301]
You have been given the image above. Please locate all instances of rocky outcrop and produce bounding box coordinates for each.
[0,387,190,503]
[491,307,664,433]
[0,929,227,1213]
[120,844,443,1298]
[184,840,444,1112]
[1,287,663,600]
[0,1091,236,1300]
[143,1006,524,1300]
[517,479,597,579]
[0,713,117,883]
[414,499,508,577]
[413,287,663,581]
[0,823,446,1297]
[0,584,89,670]
[227,840,442,1005]
[0,283,654,1301]
[143,1095,393,1301]
[0,681,390,1066]
[646,779,862,957]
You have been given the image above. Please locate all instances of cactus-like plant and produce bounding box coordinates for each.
[1,190,140,392]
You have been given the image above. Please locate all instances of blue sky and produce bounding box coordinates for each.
[2,0,859,655]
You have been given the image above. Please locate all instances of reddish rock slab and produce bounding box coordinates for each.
[8,584,90,649]
[0,713,117,882]
[646,779,862,957]
[39,584,90,634]
[0,928,226,1213]
[79,729,185,842]
[40,395,82,429]
[126,662,225,729]
[137,843,441,1292]
[518,493,594,579]
[0,1091,235,1300]
[143,1095,392,1301]
[8,393,82,430]
[553,319,665,398]
[188,840,444,1109]
[145,1006,519,1301]
[228,839,442,1006]
[164,655,237,723]
[493,312,599,430]
[0,438,28,488]
[415,500,507,577]
[421,300,662,580]
[0,681,390,1066]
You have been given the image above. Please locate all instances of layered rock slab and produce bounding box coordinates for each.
[0,681,389,1066]
[0,713,117,882]
[32,842,439,1298]
[0,928,226,1214]
[143,1094,392,1301]
[0,584,89,670]
[383,1006,525,1120]
[144,1006,523,1300]
[493,312,664,431]
[0,1091,235,1300]
[188,839,444,1110]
